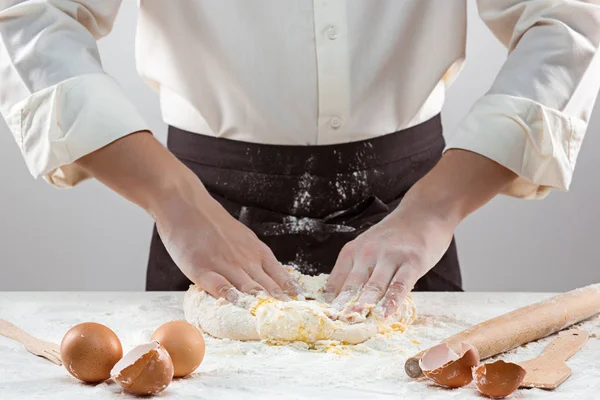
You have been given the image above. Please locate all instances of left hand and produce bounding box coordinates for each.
[323,202,457,317]
[323,149,517,316]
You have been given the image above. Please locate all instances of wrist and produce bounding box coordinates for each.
[145,165,216,225]
[390,149,516,229]
[390,183,463,233]
[405,178,464,224]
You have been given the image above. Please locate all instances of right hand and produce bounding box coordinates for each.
[153,186,302,303]
[75,131,299,303]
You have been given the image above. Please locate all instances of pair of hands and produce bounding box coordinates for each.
[76,132,512,314]
[155,186,457,316]
[75,131,462,315]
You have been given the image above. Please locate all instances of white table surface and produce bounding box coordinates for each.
[1,291,599,400]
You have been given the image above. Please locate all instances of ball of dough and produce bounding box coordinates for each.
[184,271,417,345]
[255,299,336,342]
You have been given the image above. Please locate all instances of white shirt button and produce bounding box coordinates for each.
[326,26,339,40]
[330,117,342,129]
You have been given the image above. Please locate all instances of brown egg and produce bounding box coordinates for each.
[151,320,206,377]
[60,322,123,383]
[419,342,480,388]
[473,360,526,398]
[111,341,174,395]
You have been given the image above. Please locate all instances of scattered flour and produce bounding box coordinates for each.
[288,252,319,275]
[292,172,315,213]
[2,292,599,399]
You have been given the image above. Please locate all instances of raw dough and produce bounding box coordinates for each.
[184,269,416,345]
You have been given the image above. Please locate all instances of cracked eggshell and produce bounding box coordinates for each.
[473,360,526,398]
[60,322,123,383]
[419,342,480,388]
[111,341,174,396]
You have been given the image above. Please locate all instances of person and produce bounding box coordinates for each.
[1,1,599,316]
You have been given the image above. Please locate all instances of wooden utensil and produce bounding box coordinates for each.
[0,318,62,365]
[518,329,589,389]
[405,283,600,378]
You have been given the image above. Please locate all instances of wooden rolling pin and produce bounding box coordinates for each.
[405,283,600,379]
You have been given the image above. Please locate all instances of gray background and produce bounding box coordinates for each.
[1,1,599,291]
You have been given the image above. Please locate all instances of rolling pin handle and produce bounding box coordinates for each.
[404,357,423,378]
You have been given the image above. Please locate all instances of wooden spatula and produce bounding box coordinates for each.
[518,329,588,389]
[0,318,62,365]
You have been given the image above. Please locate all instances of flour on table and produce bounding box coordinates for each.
[3,292,600,399]
[184,269,416,345]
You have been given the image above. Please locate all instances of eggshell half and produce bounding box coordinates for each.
[419,342,480,388]
[111,341,174,395]
[473,360,526,398]
[151,320,206,377]
[60,322,123,383]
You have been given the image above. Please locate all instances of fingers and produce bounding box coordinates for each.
[323,244,355,303]
[247,265,290,301]
[355,259,397,310]
[332,259,374,310]
[382,264,419,317]
[195,271,241,304]
[195,245,300,301]
[261,251,303,298]
[226,267,266,296]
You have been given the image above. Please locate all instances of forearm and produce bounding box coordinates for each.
[74,131,211,217]
[394,149,517,227]
[75,131,299,298]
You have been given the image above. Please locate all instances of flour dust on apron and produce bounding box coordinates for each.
[146,114,462,292]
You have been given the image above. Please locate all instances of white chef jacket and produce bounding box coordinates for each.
[1,1,599,199]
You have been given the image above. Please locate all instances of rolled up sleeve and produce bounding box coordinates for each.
[0,0,149,188]
[446,0,600,199]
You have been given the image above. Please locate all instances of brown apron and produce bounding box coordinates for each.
[146,114,462,292]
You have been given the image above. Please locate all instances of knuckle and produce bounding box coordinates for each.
[240,283,263,295]
[363,281,386,294]
[244,264,263,280]
[388,280,410,294]
[270,289,285,299]
[324,283,338,295]
[360,242,378,258]
[344,239,357,250]
[401,262,422,279]
[261,278,280,292]
[383,299,399,315]
[385,245,417,264]
[342,284,359,294]
[259,243,275,257]
[341,240,358,256]
[193,268,209,281]
[269,285,283,294]
[384,245,405,259]
[216,284,234,298]
[282,279,299,295]
[403,250,421,266]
